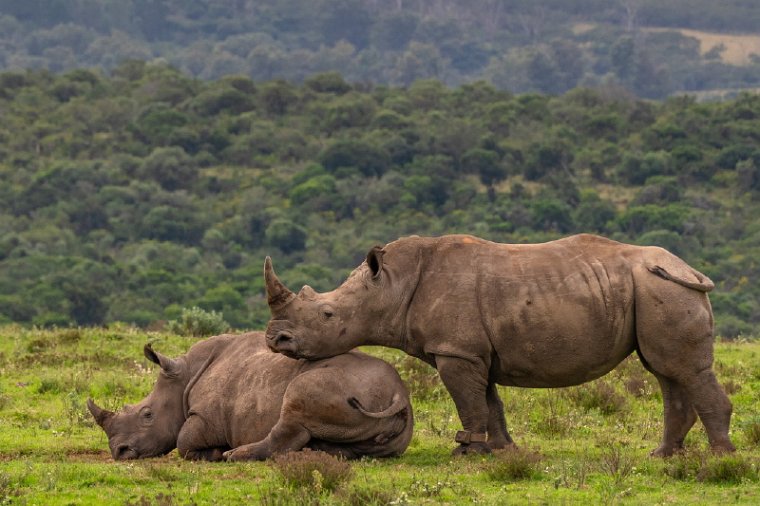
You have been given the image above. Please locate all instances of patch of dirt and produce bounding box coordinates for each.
[573,23,760,66]
[649,27,760,66]
[65,449,113,462]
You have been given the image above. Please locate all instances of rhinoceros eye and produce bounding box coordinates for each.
[319,305,335,321]
[140,407,153,424]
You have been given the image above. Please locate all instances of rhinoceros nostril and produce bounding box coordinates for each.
[115,444,137,460]
[276,332,293,345]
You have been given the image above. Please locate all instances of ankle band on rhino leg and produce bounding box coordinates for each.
[455,431,488,444]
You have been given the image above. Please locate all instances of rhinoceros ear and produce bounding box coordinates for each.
[366,246,384,280]
[87,399,114,430]
[143,343,181,377]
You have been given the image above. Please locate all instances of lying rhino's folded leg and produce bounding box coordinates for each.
[180,447,229,461]
[224,421,311,461]
[177,415,229,461]
[434,355,491,455]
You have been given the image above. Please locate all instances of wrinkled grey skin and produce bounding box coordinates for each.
[265,233,735,457]
[88,332,412,461]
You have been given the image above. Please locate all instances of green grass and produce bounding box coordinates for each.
[1,325,759,504]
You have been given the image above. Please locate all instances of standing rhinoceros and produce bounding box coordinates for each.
[88,331,412,461]
[264,233,735,457]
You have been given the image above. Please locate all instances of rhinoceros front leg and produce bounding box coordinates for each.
[486,382,515,450]
[435,355,491,455]
[177,415,230,461]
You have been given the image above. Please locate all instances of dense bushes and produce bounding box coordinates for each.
[2,1,760,99]
[1,65,759,336]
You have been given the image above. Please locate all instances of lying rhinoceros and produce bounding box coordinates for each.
[263,233,735,457]
[88,331,413,461]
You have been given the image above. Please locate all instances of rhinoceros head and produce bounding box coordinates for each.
[265,247,399,359]
[88,344,187,460]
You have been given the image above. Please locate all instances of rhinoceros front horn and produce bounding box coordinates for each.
[264,256,295,310]
[87,398,114,430]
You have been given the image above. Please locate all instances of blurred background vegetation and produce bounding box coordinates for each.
[0,0,759,99]
[0,1,758,338]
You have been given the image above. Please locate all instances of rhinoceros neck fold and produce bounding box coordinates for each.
[372,248,424,356]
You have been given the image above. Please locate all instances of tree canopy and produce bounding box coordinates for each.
[0,64,759,338]
[1,0,760,99]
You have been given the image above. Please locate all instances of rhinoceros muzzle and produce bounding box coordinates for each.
[113,444,139,460]
[267,330,299,357]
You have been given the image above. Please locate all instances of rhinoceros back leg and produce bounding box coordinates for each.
[486,382,515,450]
[224,421,311,461]
[435,354,491,455]
[634,265,735,455]
[648,372,698,456]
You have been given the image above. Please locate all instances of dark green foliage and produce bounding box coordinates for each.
[318,139,389,178]
[304,72,352,95]
[572,191,616,233]
[3,1,760,98]
[745,418,760,447]
[617,204,689,235]
[0,68,759,337]
[167,306,229,337]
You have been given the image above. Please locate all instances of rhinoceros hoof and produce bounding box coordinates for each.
[488,440,518,451]
[224,448,259,461]
[649,445,679,458]
[710,442,737,454]
[452,442,491,456]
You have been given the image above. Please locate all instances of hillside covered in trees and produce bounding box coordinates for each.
[0,62,759,337]
[1,0,760,99]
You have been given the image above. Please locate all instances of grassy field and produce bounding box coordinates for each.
[1,325,759,505]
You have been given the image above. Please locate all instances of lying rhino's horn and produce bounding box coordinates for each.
[144,344,181,377]
[87,398,114,429]
[264,256,295,310]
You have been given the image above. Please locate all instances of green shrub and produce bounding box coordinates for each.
[567,381,626,415]
[271,450,353,492]
[599,445,634,483]
[698,455,756,483]
[36,378,61,394]
[663,451,757,483]
[484,448,542,482]
[168,306,229,337]
[663,452,703,481]
[744,418,760,447]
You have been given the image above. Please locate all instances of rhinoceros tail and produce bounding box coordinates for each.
[647,265,714,292]
[348,394,408,419]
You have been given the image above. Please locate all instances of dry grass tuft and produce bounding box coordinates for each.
[484,447,542,482]
[270,449,353,492]
[663,450,757,484]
